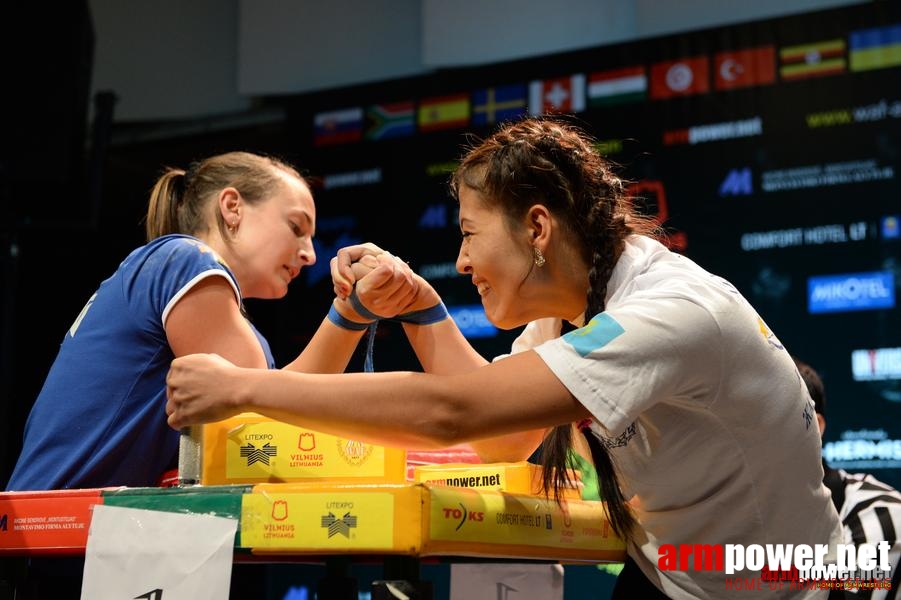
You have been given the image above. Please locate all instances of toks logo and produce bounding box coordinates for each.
[443,502,485,531]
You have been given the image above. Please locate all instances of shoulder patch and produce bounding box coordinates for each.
[562,313,625,358]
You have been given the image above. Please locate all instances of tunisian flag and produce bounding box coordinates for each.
[649,56,710,99]
[714,46,776,90]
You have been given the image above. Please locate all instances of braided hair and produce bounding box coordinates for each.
[450,116,659,540]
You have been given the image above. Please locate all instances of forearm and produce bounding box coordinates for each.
[402,318,488,374]
[468,429,548,463]
[281,315,368,373]
[235,368,463,449]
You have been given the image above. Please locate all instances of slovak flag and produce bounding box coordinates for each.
[313,107,363,146]
[529,74,586,115]
[650,56,710,99]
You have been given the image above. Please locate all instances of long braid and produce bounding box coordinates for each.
[452,116,657,541]
[578,183,637,540]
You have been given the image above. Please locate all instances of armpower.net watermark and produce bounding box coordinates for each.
[658,542,894,592]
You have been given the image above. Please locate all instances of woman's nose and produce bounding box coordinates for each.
[455,246,469,274]
[298,243,316,265]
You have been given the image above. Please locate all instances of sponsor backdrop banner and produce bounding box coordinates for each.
[248,2,901,487]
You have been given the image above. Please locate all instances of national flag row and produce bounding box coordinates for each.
[313,22,901,146]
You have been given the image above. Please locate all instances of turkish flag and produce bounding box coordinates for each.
[714,46,776,90]
[650,56,710,99]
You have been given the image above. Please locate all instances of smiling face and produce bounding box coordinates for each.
[231,172,316,299]
[455,185,536,329]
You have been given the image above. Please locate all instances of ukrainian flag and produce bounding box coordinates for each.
[849,24,901,72]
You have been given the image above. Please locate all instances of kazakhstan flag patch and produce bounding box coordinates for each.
[563,313,625,357]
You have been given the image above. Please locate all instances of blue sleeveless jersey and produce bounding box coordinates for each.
[7,235,275,490]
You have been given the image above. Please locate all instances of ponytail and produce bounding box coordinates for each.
[145,168,186,241]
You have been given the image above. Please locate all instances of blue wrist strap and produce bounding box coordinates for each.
[363,322,377,373]
[348,289,383,322]
[327,304,372,331]
[395,301,449,325]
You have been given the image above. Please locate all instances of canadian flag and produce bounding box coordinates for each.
[529,74,586,114]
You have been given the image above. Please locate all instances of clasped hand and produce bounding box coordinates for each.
[331,242,440,318]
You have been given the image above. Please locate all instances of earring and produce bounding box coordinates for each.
[533,246,546,268]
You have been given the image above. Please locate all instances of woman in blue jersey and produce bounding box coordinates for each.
[7,151,418,490]
[166,119,845,599]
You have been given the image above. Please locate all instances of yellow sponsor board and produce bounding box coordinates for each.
[413,461,582,500]
[422,486,625,562]
[241,485,422,553]
[201,413,406,485]
[242,483,623,562]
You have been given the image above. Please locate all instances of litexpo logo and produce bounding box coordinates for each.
[658,542,891,577]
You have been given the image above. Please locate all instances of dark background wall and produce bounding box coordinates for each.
[2,3,898,598]
[2,0,896,492]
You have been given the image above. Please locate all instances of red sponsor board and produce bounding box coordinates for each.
[0,489,105,554]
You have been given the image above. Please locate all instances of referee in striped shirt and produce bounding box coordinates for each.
[795,357,901,599]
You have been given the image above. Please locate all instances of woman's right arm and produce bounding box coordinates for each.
[331,243,487,375]
[330,244,547,461]
[166,348,591,450]
[165,275,269,369]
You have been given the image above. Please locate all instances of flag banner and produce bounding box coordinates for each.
[714,46,776,90]
[472,84,527,126]
[366,102,415,140]
[418,94,470,132]
[587,66,647,106]
[779,39,846,80]
[313,107,363,146]
[849,23,901,71]
[528,74,586,115]
[650,56,710,99]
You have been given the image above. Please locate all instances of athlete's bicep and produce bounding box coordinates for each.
[164,275,268,369]
[454,350,591,441]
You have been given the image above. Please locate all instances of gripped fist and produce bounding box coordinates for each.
[166,353,244,429]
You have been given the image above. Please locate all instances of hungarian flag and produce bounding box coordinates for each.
[779,39,846,80]
[528,74,586,115]
[714,46,776,90]
[418,94,470,132]
[587,66,647,106]
[650,56,710,99]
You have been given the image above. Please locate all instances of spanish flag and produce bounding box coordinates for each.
[849,24,901,72]
[779,39,846,80]
[418,94,470,132]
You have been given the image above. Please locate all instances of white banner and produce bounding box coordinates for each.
[81,504,237,600]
